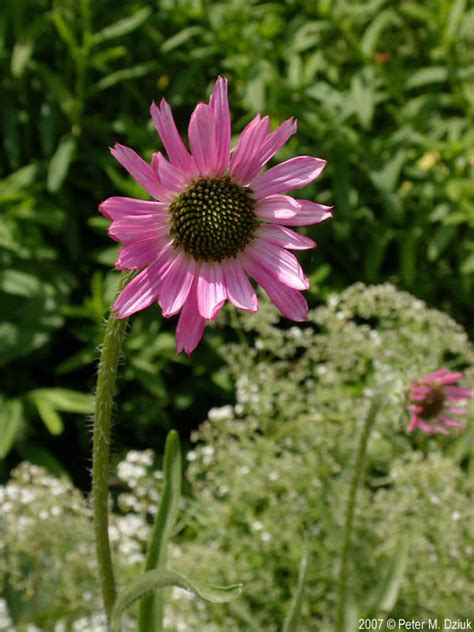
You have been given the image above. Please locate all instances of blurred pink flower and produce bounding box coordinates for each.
[408,368,473,435]
[100,77,331,354]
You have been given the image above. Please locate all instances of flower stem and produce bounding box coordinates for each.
[92,273,131,620]
[335,395,384,632]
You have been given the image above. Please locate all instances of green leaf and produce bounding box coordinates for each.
[92,7,153,45]
[282,544,310,632]
[34,399,64,435]
[139,430,182,632]
[343,593,360,632]
[360,9,400,56]
[370,150,405,193]
[31,62,76,118]
[0,398,24,459]
[400,230,417,287]
[111,569,242,632]
[28,388,93,413]
[160,26,203,53]
[427,225,456,262]
[51,10,79,57]
[351,68,374,129]
[0,269,45,297]
[11,39,33,77]
[47,135,76,193]
[406,67,448,89]
[0,164,37,197]
[370,535,410,615]
[94,62,156,91]
[444,0,466,45]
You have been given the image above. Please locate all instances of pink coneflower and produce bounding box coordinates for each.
[408,368,473,435]
[99,77,331,354]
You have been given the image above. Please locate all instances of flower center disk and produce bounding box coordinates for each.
[169,176,259,262]
[420,385,445,419]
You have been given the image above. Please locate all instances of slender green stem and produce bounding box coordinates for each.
[335,395,384,632]
[92,273,131,620]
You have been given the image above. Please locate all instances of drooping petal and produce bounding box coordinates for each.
[250,156,327,198]
[116,240,156,270]
[431,424,450,435]
[407,415,419,432]
[257,224,316,250]
[445,386,474,400]
[437,371,464,385]
[417,420,435,433]
[99,197,167,221]
[150,99,199,179]
[257,117,297,168]
[188,103,217,177]
[221,260,258,312]
[439,417,464,428]
[255,195,333,227]
[209,76,231,176]
[230,115,270,183]
[176,282,207,355]
[446,407,468,416]
[158,252,197,317]
[247,239,309,290]
[151,152,187,193]
[108,216,161,243]
[116,237,171,271]
[419,367,449,381]
[196,262,227,319]
[244,256,308,321]
[284,200,334,226]
[113,258,172,318]
[110,144,174,201]
[254,194,300,223]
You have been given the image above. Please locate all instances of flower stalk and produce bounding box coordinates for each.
[92,273,131,620]
[335,394,384,632]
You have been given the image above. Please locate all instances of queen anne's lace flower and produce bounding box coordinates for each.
[100,77,331,353]
[408,368,473,435]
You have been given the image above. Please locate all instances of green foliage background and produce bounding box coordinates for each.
[1,0,474,479]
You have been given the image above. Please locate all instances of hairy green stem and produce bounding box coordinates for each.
[335,395,384,632]
[92,274,131,620]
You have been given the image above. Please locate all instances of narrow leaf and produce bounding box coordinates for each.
[111,569,242,632]
[0,164,37,197]
[0,399,23,459]
[139,430,182,631]
[31,62,76,118]
[35,400,64,435]
[351,69,374,129]
[92,7,152,45]
[360,9,399,56]
[11,39,33,77]
[406,67,448,89]
[28,388,93,413]
[47,135,76,193]
[160,26,203,53]
[51,10,79,56]
[94,62,156,91]
[370,535,410,615]
[282,544,310,632]
[343,593,360,632]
